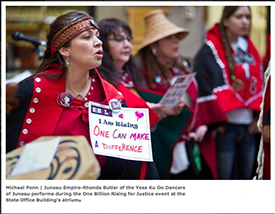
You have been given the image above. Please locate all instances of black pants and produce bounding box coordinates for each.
[99,157,159,180]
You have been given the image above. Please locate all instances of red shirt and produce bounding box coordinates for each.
[17,65,125,167]
[54,75,104,138]
[53,75,108,166]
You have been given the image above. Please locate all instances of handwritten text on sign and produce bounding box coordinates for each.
[159,73,196,108]
[88,101,153,162]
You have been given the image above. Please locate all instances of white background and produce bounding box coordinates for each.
[2,1,274,213]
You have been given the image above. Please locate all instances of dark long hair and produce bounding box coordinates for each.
[97,18,146,88]
[219,6,251,79]
[35,11,91,79]
[136,43,191,90]
[136,46,173,89]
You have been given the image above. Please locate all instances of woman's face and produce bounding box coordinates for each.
[66,28,103,70]
[107,28,132,70]
[223,6,251,38]
[154,34,180,65]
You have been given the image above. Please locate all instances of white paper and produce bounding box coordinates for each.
[10,137,60,177]
[6,70,32,84]
[88,101,153,162]
[159,72,196,108]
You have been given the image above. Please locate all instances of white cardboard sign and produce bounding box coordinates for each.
[159,73,196,108]
[88,101,153,162]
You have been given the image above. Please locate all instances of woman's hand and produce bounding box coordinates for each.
[146,102,166,119]
[248,121,259,134]
[248,114,260,134]
[216,125,225,134]
[147,100,185,119]
[188,125,208,142]
[164,100,185,116]
[146,102,165,111]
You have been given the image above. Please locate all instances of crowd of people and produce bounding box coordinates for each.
[6,6,270,180]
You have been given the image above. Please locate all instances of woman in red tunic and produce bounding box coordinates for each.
[97,18,162,179]
[97,18,188,179]
[6,11,157,179]
[136,9,226,179]
[194,6,263,179]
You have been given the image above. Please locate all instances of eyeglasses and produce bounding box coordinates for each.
[108,36,133,43]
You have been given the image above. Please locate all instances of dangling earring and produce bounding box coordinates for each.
[65,57,70,67]
[152,48,157,57]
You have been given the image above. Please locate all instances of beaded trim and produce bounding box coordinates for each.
[52,17,98,50]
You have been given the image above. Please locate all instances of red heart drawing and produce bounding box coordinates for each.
[135,111,144,121]
[118,114,123,119]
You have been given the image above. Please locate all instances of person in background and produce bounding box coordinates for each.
[6,11,157,180]
[194,6,263,179]
[136,9,226,179]
[97,17,187,179]
[97,18,162,179]
[97,18,184,120]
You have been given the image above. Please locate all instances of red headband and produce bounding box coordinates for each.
[51,16,98,56]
